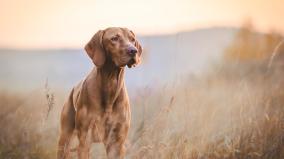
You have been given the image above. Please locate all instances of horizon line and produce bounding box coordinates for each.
[1,26,282,50]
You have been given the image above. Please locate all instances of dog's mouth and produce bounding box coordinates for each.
[127,58,137,68]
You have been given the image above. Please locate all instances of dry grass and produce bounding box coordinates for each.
[127,60,284,159]
[0,59,283,159]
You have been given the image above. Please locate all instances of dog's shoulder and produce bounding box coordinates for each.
[72,68,97,110]
[70,80,83,111]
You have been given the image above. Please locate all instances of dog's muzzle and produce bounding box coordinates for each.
[127,57,137,68]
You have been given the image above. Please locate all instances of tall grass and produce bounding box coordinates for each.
[0,58,283,159]
[128,60,284,159]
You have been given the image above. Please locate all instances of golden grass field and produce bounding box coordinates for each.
[0,27,284,159]
[0,59,283,159]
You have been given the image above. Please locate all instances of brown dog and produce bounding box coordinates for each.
[57,27,142,159]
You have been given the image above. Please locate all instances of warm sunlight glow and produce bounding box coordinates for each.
[1,0,284,48]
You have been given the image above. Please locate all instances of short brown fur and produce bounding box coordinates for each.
[57,27,142,159]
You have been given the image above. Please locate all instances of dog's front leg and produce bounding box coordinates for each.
[106,142,126,159]
[104,123,129,159]
[76,107,92,159]
[77,130,91,159]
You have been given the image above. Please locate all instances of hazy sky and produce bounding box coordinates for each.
[1,0,283,48]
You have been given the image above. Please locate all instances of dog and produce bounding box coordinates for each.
[57,27,142,159]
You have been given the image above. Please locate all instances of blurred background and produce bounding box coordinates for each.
[0,0,284,158]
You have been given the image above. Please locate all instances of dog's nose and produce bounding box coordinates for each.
[127,46,137,56]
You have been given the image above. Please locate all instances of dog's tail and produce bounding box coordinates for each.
[57,88,76,159]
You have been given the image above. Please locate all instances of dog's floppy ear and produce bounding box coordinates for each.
[85,30,105,67]
[130,30,143,65]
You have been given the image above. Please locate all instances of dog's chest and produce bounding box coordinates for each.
[102,77,117,94]
[91,112,129,143]
[100,77,121,105]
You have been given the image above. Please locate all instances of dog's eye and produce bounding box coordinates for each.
[111,36,119,41]
[130,37,135,43]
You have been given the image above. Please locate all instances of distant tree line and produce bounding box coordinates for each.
[225,21,284,62]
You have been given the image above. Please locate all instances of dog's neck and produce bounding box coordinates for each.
[96,60,124,81]
[95,60,125,112]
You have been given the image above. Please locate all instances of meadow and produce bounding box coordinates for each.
[0,26,283,159]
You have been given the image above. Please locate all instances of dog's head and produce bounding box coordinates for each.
[85,27,142,68]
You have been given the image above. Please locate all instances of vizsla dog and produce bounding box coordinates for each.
[57,27,142,159]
